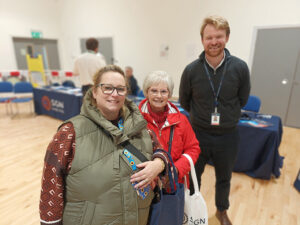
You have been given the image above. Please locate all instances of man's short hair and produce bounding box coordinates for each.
[86,38,99,51]
[200,15,230,38]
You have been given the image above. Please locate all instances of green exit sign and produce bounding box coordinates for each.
[31,31,43,39]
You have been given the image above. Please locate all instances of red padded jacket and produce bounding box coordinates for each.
[139,99,201,184]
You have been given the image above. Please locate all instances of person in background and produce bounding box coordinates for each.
[179,15,250,225]
[73,37,106,96]
[125,66,140,96]
[137,70,201,187]
[40,65,169,225]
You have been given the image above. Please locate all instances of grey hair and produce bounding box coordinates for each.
[143,70,174,98]
[125,66,133,70]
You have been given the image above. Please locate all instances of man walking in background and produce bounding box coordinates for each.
[73,38,106,96]
[179,15,250,225]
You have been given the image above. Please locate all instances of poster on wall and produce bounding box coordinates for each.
[160,44,169,59]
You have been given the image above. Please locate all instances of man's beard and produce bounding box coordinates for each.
[206,45,224,57]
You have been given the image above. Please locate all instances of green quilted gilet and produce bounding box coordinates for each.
[62,90,154,225]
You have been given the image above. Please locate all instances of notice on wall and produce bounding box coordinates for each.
[20,48,26,56]
[160,44,169,59]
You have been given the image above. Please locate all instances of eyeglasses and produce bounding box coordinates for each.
[98,83,127,96]
[149,88,169,97]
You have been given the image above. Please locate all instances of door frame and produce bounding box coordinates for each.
[12,37,61,70]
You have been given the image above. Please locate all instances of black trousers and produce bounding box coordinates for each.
[190,127,239,211]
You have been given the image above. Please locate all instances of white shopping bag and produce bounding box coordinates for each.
[182,154,208,225]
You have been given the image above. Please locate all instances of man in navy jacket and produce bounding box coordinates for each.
[179,15,250,225]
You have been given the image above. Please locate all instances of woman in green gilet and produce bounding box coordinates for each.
[39,65,169,225]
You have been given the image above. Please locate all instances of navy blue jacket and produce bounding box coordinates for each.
[179,49,250,134]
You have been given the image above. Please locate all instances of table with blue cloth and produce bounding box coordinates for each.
[34,92,283,180]
[236,112,283,179]
[33,86,83,121]
[129,96,284,180]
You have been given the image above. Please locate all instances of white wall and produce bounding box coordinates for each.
[58,0,203,96]
[200,0,300,69]
[0,0,61,70]
[1,0,300,96]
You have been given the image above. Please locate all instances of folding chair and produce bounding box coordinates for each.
[6,71,21,85]
[64,71,80,87]
[137,89,145,98]
[10,82,34,117]
[65,71,73,77]
[242,95,261,113]
[50,71,61,86]
[62,80,76,88]
[0,81,14,115]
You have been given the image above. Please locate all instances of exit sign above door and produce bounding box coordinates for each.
[31,30,43,39]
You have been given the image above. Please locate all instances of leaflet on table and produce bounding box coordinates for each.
[50,86,69,91]
[256,114,273,119]
[64,88,82,95]
[240,118,273,127]
[46,86,82,95]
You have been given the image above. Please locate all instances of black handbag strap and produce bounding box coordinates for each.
[123,125,174,162]
[168,125,175,154]
[166,125,180,193]
[122,141,148,162]
[80,114,149,162]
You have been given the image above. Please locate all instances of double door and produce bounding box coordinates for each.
[13,37,61,70]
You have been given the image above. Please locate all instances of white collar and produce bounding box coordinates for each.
[205,50,226,71]
[87,50,96,54]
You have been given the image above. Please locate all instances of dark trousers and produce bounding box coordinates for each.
[190,127,240,211]
[82,84,93,98]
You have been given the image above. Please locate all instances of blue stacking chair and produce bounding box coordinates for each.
[51,82,60,86]
[0,81,14,115]
[62,80,76,88]
[242,95,261,113]
[137,89,145,98]
[11,82,34,117]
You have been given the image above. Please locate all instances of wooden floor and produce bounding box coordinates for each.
[0,103,299,225]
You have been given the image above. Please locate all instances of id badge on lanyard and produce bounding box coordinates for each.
[211,107,220,126]
[204,59,227,127]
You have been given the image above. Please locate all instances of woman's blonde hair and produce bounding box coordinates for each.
[90,65,128,116]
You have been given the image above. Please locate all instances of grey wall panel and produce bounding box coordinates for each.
[80,37,114,65]
[250,27,300,127]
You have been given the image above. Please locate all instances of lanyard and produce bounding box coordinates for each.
[118,118,124,130]
[203,60,227,109]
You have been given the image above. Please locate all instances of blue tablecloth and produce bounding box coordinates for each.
[236,112,283,179]
[33,86,83,121]
[34,93,283,180]
[130,96,283,180]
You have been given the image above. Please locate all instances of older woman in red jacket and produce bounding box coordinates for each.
[138,70,201,184]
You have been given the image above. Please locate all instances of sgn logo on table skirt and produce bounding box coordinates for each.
[41,96,64,113]
[42,96,51,111]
